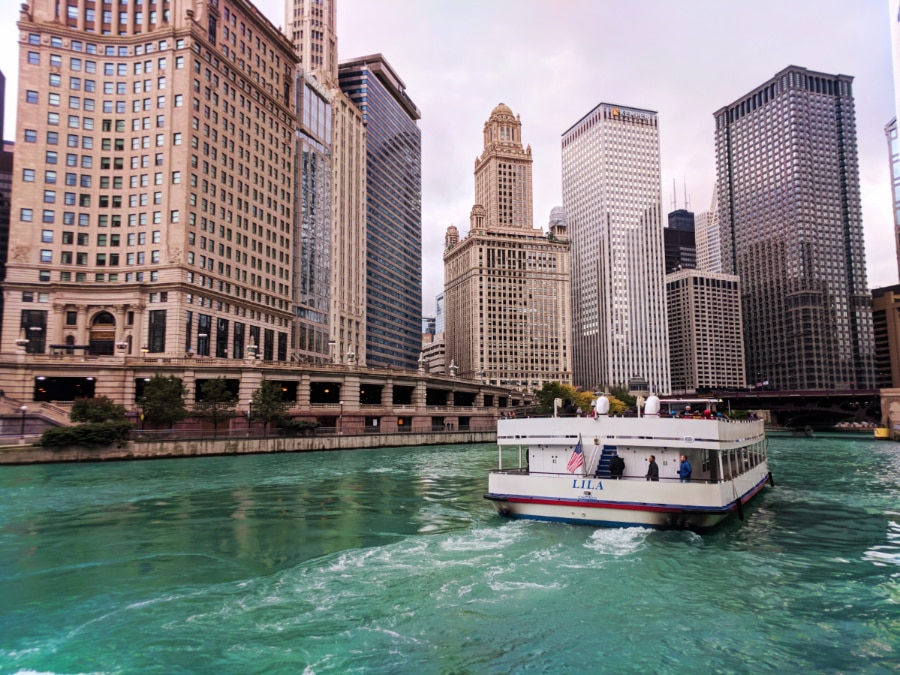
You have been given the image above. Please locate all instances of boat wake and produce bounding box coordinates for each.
[584,527,652,556]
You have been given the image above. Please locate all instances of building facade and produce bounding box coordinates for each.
[292,71,331,362]
[886,118,900,280]
[664,209,696,274]
[715,66,875,390]
[339,54,422,369]
[666,269,745,394]
[3,0,299,364]
[694,188,722,273]
[285,0,367,366]
[561,103,670,394]
[871,285,900,390]
[444,104,571,390]
[283,0,337,81]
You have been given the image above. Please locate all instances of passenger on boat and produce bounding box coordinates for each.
[645,455,659,481]
[609,452,625,479]
[678,455,692,483]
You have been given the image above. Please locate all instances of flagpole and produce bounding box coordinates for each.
[580,433,587,477]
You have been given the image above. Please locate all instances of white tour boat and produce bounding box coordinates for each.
[485,395,772,531]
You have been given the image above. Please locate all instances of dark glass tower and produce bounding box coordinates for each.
[339,54,422,369]
[715,66,874,390]
[664,209,696,273]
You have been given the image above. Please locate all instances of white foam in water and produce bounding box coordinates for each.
[863,520,900,567]
[584,527,651,556]
[440,523,527,552]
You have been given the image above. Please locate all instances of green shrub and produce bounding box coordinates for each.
[40,421,134,448]
[280,419,320,436]
[69,396,127,424]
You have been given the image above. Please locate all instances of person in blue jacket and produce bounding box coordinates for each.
[678,454,692,483]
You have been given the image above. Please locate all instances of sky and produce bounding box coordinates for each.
[0,0,895,315]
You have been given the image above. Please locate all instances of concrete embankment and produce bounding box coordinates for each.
[0,430,498,465]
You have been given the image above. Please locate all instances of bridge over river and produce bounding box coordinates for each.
[706,388,881,429]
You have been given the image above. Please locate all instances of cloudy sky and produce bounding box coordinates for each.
[0,1,895,315]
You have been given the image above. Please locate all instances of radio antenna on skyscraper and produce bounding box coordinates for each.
[672,179,677,211]
[683,177,690,211]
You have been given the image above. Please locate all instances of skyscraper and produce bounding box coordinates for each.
[3,0,298,362]
[444,104,571,389]
[339,54,422,369]
[664,209,696,274]
[284,0,338,82]
[292,71,332,362]
[886,118,900,280]
[666,269,745,394]
[285,0,367,366]
[715,66,874,390]
[562,103,670,393]
[694,189,722,273]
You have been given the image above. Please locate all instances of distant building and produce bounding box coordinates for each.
[422,316,435,337]
[284,0,338,80]
[434,292,445,334]
[715,66,874,390]
[422,333,446,375]
[886,118,900,280]
[562,103,670,393]
[340,54,422,369]
[872,285,900,389]
[664,209,696,274]
[444,104,571,390]
[666,269,745,394]
[694,189,722,273]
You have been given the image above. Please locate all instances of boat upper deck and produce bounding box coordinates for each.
[497,416,765,452]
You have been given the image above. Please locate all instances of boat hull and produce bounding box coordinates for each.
[486,469,771,531]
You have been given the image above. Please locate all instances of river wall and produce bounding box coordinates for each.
[0,431,498,465]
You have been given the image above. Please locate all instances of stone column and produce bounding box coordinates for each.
[51,303,65,349]
[132,302,146,356]
[76,305,88,347]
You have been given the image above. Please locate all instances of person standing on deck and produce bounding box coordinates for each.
[646,455,659,481]
[679,455,693,483]
[609,452,625,479]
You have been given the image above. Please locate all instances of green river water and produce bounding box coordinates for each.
[0,436,898,673]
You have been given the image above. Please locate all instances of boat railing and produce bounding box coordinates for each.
[489,468,759,485]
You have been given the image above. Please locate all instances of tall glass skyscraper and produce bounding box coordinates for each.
[715,66,874,390]
[292,73,332,363]
[562,103,670,394]
[339,54,422,369]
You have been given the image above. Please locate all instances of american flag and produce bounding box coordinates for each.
[567,436,584,473]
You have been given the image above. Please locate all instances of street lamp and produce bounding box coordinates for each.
[339,400,344,435]
[328,339,336,364]
[246,400,253,435]
[19,405,27,437]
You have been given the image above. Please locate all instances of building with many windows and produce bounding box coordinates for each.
[283,0,337,79]
[339,54,422,369]
[664,209,696,274]
[444,104,571,390]
[285,0,366,366]
[694,188,722,273]
[666,269,745,394]
[715,66,874,390]
[3,0,299,365]
[561,103,670,393]
[291,70,332,362]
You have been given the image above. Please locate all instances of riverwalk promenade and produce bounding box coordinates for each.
[0,429,497,465]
